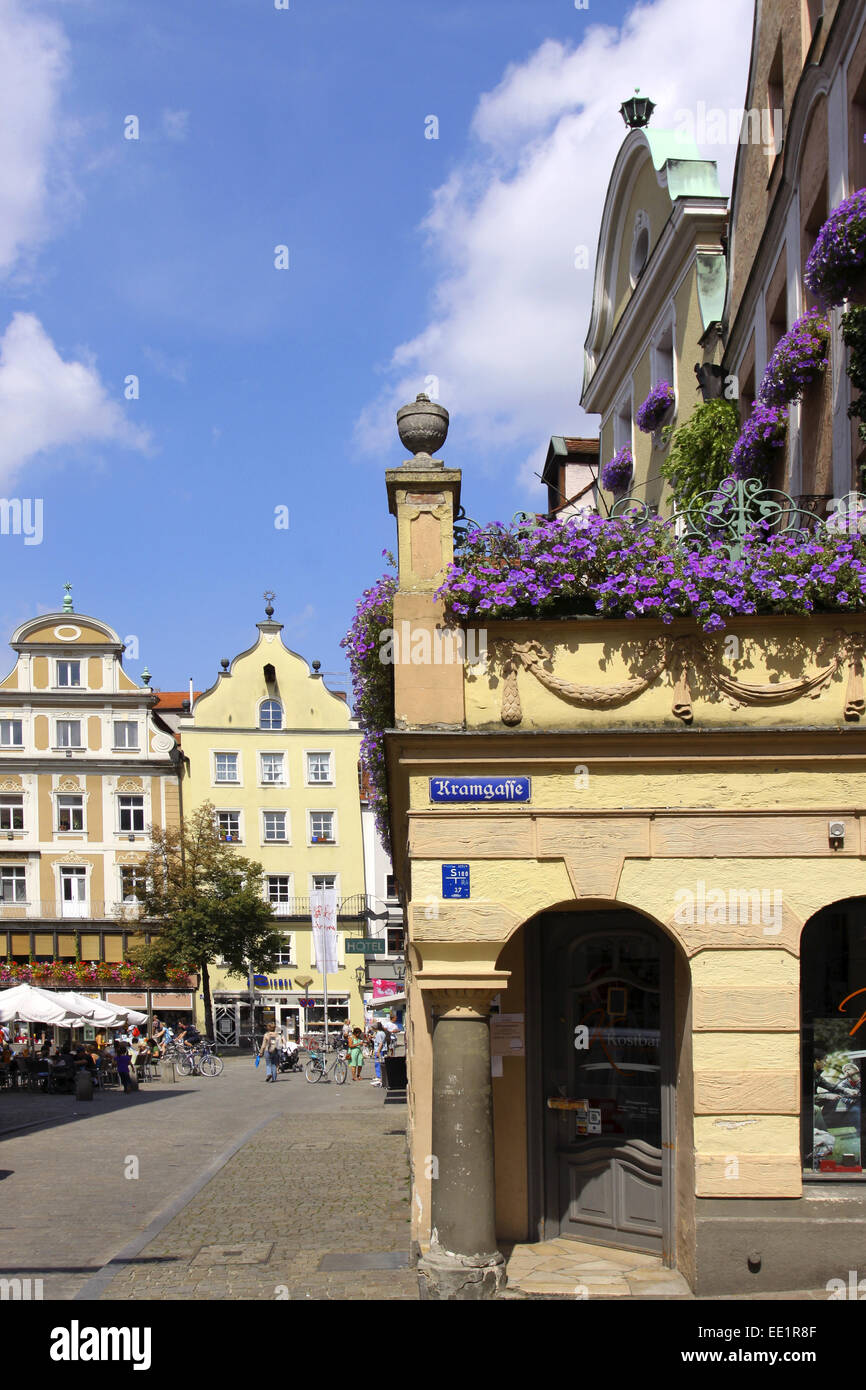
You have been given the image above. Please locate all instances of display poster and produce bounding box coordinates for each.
[811,1019,863,1172]
[490,1013,525,1056]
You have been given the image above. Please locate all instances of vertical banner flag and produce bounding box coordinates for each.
[311,888,339,974]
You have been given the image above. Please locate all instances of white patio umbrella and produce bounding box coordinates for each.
[0,984,82,1026]
[47,990,127,1027]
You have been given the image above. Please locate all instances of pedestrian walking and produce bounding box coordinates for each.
[371,1018,387,1087]
[259,1023,281,1083]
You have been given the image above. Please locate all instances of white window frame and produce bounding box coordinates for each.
[310,873,338,895]
[259,751,287,786]
[305,750,334,786]
[113,720,139,750]
[258,699,283,731]
[216,808,243,844]
[308,809,336,845]
[118,794,145,834]
[650,307,678,416]
[59,865,88,916]
[213,751,241,785]
[0,795,24,834]
[56,659,81,689]
[274,933,295,966]
[120,865,147,904]
[266,875,294,916]
[0,718,23,748]
[56,792,85,834]
[55,719,82,749]
[261,809,289,843]
[0,864,27,903]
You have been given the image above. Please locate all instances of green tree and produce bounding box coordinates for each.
[660,398,740,511]
[131,801,282,1040]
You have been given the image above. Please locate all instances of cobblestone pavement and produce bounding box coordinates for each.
[0,1058,416,1301]
[96,1105,418,1301]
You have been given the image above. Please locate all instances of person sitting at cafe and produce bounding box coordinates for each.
[134,1040,151,1077]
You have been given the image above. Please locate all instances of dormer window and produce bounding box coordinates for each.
[259,699,283,730]
[57,660,81,688]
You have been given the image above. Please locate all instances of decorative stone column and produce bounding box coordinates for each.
[417,989,507,1300]
[385,395,464,729]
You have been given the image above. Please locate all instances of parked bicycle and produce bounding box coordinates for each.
[304,1042,347,1085]
[172,1040,224,1078]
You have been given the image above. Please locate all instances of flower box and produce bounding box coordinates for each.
[636,382,675,434]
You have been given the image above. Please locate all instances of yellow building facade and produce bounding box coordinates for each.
[178,604,367,1043]
[0,591,188,1016]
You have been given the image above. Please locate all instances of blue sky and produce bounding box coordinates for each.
[0,0,752,693]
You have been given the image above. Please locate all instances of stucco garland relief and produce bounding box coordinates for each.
[117,777,144,792]
[56,775,81,792]
[0,776,22,791]
[499,631,866,725]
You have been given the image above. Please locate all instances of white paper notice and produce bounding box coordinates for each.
[491,1054,503,1078]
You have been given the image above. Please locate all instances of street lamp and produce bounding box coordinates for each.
[394,957,406,983]
[355,964,365,1024]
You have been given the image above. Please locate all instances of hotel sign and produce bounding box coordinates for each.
[429,776,530,803]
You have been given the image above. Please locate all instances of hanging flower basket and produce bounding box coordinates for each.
[804,187,866,308]
[728,403,788,480]
[601,445,633,492]
[758,307,830,406]
[636,381,675,433]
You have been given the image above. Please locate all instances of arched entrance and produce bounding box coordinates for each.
[526,907,676,1257]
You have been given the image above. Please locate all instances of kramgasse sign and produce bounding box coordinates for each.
[429,776,531,803]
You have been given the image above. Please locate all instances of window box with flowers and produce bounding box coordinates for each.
[804,186,866,309]
[757,307,830,407]
[636,381,676,436]
[601,446,633,494]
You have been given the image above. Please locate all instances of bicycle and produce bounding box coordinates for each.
[304,1042,348,1085]
[186,1041,224,1077]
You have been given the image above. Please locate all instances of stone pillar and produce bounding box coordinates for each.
[417,991,507,1300]
[385,396,464,729]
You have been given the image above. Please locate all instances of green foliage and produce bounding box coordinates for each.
[130,802,283,1034]
[660,399,741,510]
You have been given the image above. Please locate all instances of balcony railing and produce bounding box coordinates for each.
[0,900,145,922]
[266,893,380,920]
[0,893,394,924]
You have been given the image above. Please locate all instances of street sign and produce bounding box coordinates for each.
[345,938,386,954]
[442,863,470,898]
[430,776,530,803]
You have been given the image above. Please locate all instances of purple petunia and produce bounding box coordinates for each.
[758,307,830,407]
[601,445,633,492]
[636,381,675,433]
[804,187,866,308]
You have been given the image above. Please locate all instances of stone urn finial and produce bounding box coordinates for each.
[396,392,449,464]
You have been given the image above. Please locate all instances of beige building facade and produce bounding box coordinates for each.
[0,592,189,1016]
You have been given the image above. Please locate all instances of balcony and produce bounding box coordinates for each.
[265,893,377,921]
[0,900,146,922]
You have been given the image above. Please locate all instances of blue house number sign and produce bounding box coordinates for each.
[442,864,470,898]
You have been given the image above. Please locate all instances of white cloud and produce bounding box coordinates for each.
[0,0,69,278]
[143,345,189,383]
[0,312,150,486]
[355,0,753,483]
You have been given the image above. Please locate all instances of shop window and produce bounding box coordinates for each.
[801,898,866,1179]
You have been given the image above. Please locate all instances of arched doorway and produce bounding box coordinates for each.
[526,907,676,1256]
